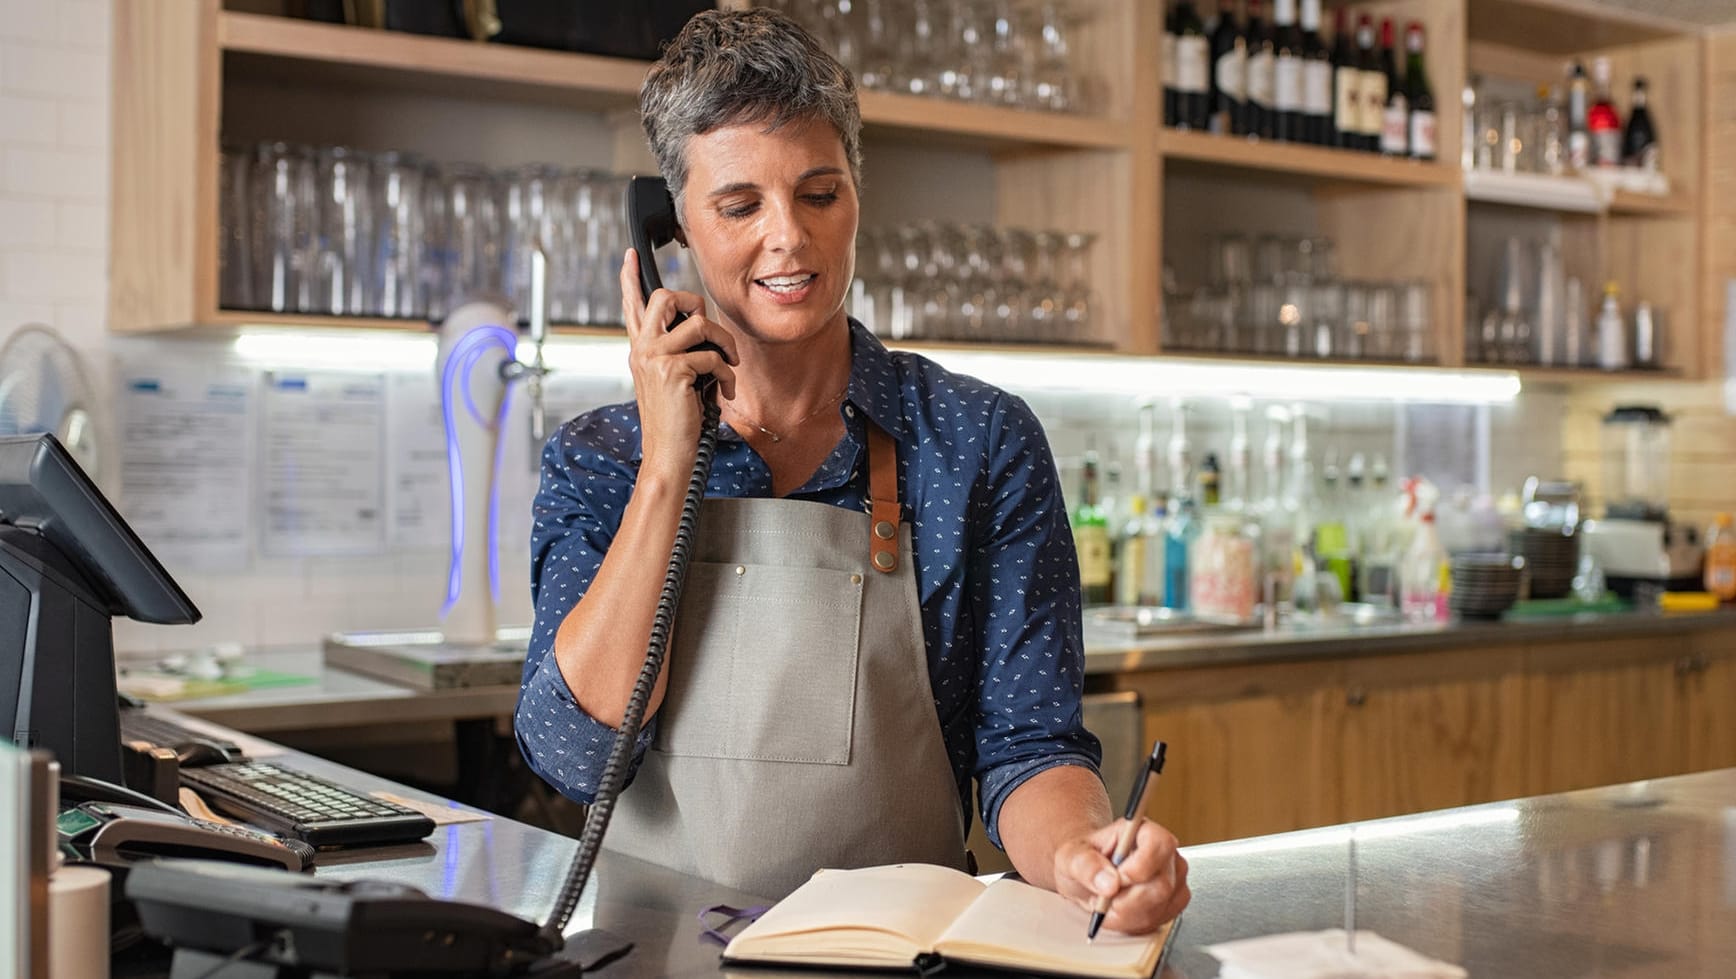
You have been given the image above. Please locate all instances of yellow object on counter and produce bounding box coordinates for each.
[1659,592,1721,613]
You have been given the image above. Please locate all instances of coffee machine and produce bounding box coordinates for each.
[1579,405,1703,597]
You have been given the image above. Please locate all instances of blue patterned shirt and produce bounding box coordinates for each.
[516,319,1101,848]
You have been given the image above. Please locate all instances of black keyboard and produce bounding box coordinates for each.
[118,710,245,760]
[178,762,436,849]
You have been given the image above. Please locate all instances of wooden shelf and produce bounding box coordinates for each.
[209,310,629,338]
[219,11,646,109]
[220,11,1129,152]
[1608,190,1695,217]
[1467,0,1695,55]
[1161,129,1460,189]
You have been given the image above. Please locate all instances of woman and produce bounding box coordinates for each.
[516,8,1188,934]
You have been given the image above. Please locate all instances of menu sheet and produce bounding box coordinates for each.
[258,371,386,557]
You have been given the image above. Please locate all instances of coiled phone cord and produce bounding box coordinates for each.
[541,380,722,945]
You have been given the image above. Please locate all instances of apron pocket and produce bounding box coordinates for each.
[656,561,864,765]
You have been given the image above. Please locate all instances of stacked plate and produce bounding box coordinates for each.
[1450,553,1524,619]
[1511,528,1579,599]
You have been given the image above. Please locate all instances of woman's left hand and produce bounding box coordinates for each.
[1052,819,1191,936]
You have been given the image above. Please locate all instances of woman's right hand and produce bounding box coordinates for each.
[619,248,738,481]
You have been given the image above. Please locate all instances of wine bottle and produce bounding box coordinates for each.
[1273,0,1304,142]
[1588,56,1622,167]
[1299,0,1331,145]
[1330,6,1358,149]
[1163,2,1179,127]
[1245,0,1275,139]
[1209,0,1246,135]
[1075,449,1113,606]
[1624,76,1659,171]
[1175,1,1211,131]
[1354,15,1383,153]
[1378,18,1408,156]
[1404,22,1435,161]
[1566,60,1591,170]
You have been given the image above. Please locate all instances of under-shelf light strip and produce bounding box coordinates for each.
[232,329,1521,404]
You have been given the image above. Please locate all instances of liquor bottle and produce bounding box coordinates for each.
[1566,60,1591,170]
[1595,281,1627,371]
[1378,19,1408,156]
[1273,0,1304,143]
[1117,495,1169,607]
[1624,77,1659,171]
[1252,408,1296,606]
[1199,452,1222,507]
[1074,449,1113,605]
[1245,0,1276,139]
[1174,1,1211,130]
[1299,0,1331,145]
[1163,495,1199,611]
[1329,7,1358,149]
[1403,22,1435,161]
[1588,56,1622,167]
[1209,0,1246,136]
[1354,14,1383,153]
[1164,2,1179,127]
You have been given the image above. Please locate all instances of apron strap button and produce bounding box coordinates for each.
[873,551,896,572]
[874,520,896,541]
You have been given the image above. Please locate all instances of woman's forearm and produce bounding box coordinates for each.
[550,466,692,728]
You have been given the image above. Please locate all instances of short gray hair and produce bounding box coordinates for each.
[640,8,862,212]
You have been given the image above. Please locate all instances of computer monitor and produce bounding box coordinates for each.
[0,433,199,782]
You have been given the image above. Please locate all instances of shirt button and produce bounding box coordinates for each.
[843,405,856,418]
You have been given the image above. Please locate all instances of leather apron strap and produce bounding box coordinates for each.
[867,423,900,575]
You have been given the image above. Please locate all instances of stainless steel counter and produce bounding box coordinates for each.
[135,711,1736,978]
[1166,768,1736,978]
[1085,608,1736,673]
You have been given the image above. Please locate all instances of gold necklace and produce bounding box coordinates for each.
[726,385,849,444]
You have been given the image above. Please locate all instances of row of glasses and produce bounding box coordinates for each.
[765,0,1096,114]
[221,142,662,324]
[1163,234,1434,363]
[852,222,1099,345]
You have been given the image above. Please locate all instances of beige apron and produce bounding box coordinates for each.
[605,425,969,897]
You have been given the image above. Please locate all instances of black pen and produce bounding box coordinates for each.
[1087,740,1168,942]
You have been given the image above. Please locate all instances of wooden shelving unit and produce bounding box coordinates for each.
[110,0,1716,388]
[1161,129,1459,189]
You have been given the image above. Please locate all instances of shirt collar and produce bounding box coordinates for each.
[845,318,907,442]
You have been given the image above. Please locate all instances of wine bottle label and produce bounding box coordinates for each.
[1359,70,1386,136]
[1409,109,1436,158]
[1215,43,1246,100]
[1077,527,1112,587]
[1381,97,1408,153]
[1275,55,1302,111]
[1637,144,1660,172]
[1593,129,1621,167]
[1176,36,1210,94]
[1247,51,1276,108]
[1163,34,1176,89]
[1303,60,1332,115]
[1569,131,1590,169]
[1334,68,1359,129]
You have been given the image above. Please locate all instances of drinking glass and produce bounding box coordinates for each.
[1399,280,1432,362]
[435,163,500,316]
[500,164,563,323]
[251,141,317,314]
[371,151,430,318]
[314,145,374,316]
[1059,231,1096,343]
[219,147,253,310]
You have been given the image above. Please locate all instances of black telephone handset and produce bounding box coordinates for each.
[625,175,723,359]
[58,773,310,871]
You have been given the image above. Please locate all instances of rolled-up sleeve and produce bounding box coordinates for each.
[968,393,1102,848]
[515,414,655,803]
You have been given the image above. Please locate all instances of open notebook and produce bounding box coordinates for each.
[722,864,1176,978]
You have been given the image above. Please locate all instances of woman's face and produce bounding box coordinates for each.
[677,117,858,346]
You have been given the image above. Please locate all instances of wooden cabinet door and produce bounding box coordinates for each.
[1330,647,1528,824]
[1137,690,1334,846]
[1524,639,1693,795]
[1685,640,1736,773]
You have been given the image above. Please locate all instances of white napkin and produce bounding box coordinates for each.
[1205,929,1468,979]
